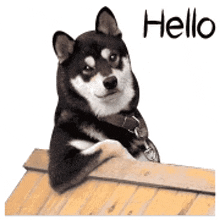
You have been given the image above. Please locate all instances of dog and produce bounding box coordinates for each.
[49,7,160,193]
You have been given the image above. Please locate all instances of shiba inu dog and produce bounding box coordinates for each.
[49,7,160,193]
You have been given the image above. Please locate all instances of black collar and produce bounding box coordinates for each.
[99,113,145,139]
[100,114,138,130]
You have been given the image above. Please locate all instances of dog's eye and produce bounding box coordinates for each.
[109,54,118,62]
[84,65,93,71]
[83,65,94,74]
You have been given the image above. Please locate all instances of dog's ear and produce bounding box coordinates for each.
[53,31,75,64]
[96,7,122,37]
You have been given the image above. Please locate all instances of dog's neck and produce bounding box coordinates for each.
[99,112,146,139]
[100,113,137,130]
[57,107,145,138]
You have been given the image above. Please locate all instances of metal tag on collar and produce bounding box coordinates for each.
[143,143,156,161]
[134,126,146,139]
[128,116,140,137]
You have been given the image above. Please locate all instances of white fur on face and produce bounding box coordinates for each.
[70,56,135,117]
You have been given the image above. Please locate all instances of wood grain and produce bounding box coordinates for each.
[6,148,214,216]
[120,186,158,215]
[186,194,215,215]
[79,180,119,215]
[24,149,215,195]
[24,149,49,172]
[18,174,52,215]
[38,189,73,215]
[58,179,101,215]
[5,171,44,215]
[142,189,198,215]
[98,183,138,215]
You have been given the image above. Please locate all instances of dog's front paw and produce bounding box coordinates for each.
[100,139,135,160]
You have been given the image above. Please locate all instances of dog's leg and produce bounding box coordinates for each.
[49,139,134,193]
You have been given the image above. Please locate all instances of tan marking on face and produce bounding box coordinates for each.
[101,48,111,60]
[84,56,96,68]
[90,74,98,82]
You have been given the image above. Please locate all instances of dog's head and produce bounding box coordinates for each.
[53,7,139,117]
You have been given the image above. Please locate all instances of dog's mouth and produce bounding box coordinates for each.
[95,89,119,99]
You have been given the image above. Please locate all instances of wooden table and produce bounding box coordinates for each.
[5,149,215,215]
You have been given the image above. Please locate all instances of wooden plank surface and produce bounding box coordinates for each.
[120,186,158,215]
[5,169,215,216]
[5,171,44,215]
[24,149,215,195]
[142,189,198,215]
[24,149,49,172]
[79,180,119,215]
[93,159,215,195]
[58,179,101,215]
[18,174,52,215]
[38,189,73,215]
[186,194,215,215]
[98,183,138,215]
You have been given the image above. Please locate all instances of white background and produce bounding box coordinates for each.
[1,0,219,217]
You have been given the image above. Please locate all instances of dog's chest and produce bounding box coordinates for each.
[80,121,144,153]
[80,118,149,161]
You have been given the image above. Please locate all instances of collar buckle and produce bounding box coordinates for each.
[128,116,146,139]
[127,116,140,136]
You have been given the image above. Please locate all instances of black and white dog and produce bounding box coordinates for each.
[49,7,160,193]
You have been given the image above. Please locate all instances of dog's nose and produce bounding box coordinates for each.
[103,76,117,90]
